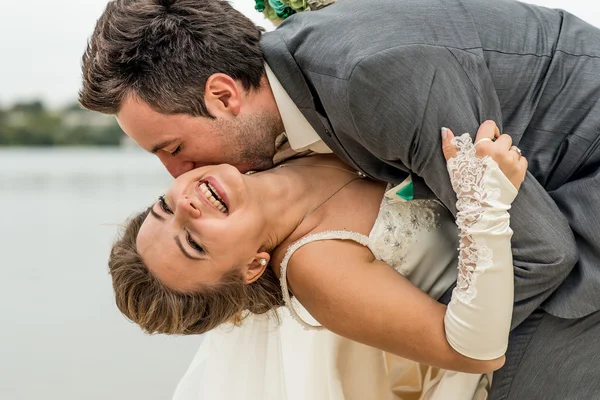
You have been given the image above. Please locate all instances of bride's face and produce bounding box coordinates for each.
[136,164,269,292]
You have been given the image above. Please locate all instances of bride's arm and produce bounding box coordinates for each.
[441,123,521,361]
[286,237,503,373]
[285,122,524,374]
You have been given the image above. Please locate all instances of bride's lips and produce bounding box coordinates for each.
[195,176,230,213]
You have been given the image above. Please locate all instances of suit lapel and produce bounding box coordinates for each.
[261,32,362,172]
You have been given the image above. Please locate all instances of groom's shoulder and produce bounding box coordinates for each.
[263,0,482,80]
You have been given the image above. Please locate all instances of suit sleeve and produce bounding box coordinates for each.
[347,45,577,328]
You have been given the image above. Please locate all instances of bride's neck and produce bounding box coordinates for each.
[249,156,355,251]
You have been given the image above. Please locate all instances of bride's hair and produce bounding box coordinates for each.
[108,208,284,335]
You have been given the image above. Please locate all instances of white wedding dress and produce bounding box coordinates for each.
[172,134,516,400]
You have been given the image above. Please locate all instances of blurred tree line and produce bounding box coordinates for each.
[0,101,125,146]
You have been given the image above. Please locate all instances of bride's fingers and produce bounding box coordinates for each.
[495,134,513,150]
[474,120,501,156]
[441,127,457,160]
[474,120,499,146]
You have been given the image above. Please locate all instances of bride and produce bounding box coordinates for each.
[108,123,527,399]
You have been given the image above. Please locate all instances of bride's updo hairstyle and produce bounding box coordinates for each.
[108,209,284,335]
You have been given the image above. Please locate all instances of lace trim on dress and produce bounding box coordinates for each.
[447,133,501,304]
[279,230,371,331]
[369,195,442,272]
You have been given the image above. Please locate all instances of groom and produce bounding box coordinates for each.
[80,0,600,398]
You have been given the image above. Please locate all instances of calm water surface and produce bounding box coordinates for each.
[0,148,202,400]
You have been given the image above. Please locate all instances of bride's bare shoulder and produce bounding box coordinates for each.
[278,233,375,293]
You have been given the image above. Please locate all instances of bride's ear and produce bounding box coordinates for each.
[243,252,271,284]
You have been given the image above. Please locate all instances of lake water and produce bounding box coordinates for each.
[0,148,202,400]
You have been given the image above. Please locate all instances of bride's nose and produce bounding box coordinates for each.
[174,195,202,222]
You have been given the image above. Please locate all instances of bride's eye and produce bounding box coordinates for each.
[186,231,205,254]
[158,195,173,214]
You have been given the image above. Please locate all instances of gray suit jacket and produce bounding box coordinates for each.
[262,0,600,323]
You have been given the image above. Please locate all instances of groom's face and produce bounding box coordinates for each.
[116,94,282,178]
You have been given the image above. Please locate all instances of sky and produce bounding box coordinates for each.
[0,0,598,108]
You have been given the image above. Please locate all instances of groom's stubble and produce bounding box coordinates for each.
[214,111,284,172]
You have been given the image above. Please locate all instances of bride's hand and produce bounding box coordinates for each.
[441,120,528,189]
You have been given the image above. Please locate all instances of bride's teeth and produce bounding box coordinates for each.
[199,181,227,213]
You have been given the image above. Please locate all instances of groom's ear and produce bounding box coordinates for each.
[204,73,242,117]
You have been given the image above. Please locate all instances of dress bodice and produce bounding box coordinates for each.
[279,192,460,330]
[367,197,459,299]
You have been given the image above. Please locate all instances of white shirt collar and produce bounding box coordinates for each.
[265,63,331,153]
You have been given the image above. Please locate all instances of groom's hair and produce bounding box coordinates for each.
[79,0,264,117]
[109,207,284,335]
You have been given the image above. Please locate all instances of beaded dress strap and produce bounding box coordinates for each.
[279,230,371,330]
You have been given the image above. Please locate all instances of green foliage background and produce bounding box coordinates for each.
[0,101,125,146]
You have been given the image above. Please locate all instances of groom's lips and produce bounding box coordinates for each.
[198,176,230,213]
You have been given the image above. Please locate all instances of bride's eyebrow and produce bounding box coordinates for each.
[149,207,166,221]
[174,236,202,261]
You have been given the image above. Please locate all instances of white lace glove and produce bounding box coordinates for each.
[444,133,518,360]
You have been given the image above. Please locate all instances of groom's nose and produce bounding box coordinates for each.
[156,152,196,178]
[168,160,196,178]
